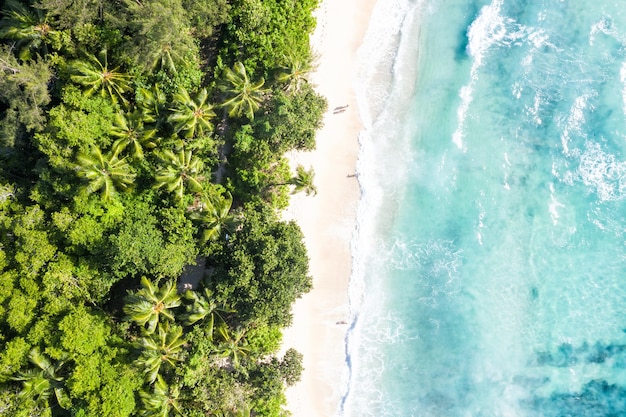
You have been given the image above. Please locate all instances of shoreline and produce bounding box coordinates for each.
[280,0,378,416]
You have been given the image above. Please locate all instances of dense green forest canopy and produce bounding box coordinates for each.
[0,0,326,415]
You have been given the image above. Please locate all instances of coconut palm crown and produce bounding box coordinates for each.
[189,191,239,242]
[220,61,267,120]
[124,276,181,334]
[70,49,131,104]
[136,323,186,384]
[154,149,205,201]
[168,87,216,139]
[182,288,233,338]
[110,110,159,159]
[75,146,136,200]
[139,374,183,416]
[0,0,60,61]
[289,165,317,196]
[276,52,316,94]
[11,348,71,411]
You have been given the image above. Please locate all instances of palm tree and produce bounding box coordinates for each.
[182,288,233,337]
[154,149,204,201]
[124,276,182,334]
[70,49,131,104]
[137,84,166,124]
[139,375,183,417]
[136,323,186,384]
[189,191,239,242]
[168,87,216,139]
[75,146,135,200]
[220,61,267,120]
[276,52,316,94]
[288,165,317,196]
[149,42,180,75]
[12,348,71,411]
[0,0,59,61]
[110,110,158,159]
[214,324,251,369]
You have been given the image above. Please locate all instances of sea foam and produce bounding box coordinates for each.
[343,0,626,416]
[342,0,425,415]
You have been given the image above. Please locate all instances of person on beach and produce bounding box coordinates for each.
[333,104,349,114]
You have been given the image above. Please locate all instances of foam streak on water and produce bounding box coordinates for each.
[344,1,626,416]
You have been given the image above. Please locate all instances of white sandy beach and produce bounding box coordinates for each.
[281,0,378,415]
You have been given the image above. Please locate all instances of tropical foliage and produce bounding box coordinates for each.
[277,51,316,94]
[70,49,132,104]
[137,84,167,124]
[182,287,231,332]
[122,0,200,75]
[215,324,251,369]
[136,323,186,384]
[0,0,325,415]
[288,165,317,196]
[124,277,182,334]
[221,61,267,120]
[75,146,135,200]
[154,149,205,201]
[110,110,159,159]
[0,44,53,148]
[140,375,183,417]
[189,191,239,242]
[12,348,71,411]
[0,0,61,61]
[169,87,216,138]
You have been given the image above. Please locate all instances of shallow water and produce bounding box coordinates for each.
[345,1,626,416]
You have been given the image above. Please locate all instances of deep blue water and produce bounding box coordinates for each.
[345,1,626,416]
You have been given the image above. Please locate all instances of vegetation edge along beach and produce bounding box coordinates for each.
[0,0,330,415]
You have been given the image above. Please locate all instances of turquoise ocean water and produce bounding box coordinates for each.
[344,0,626,416]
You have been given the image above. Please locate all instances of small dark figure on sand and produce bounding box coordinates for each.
[333,104,349,114]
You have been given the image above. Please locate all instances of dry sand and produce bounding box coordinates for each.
[281,0,378,415]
